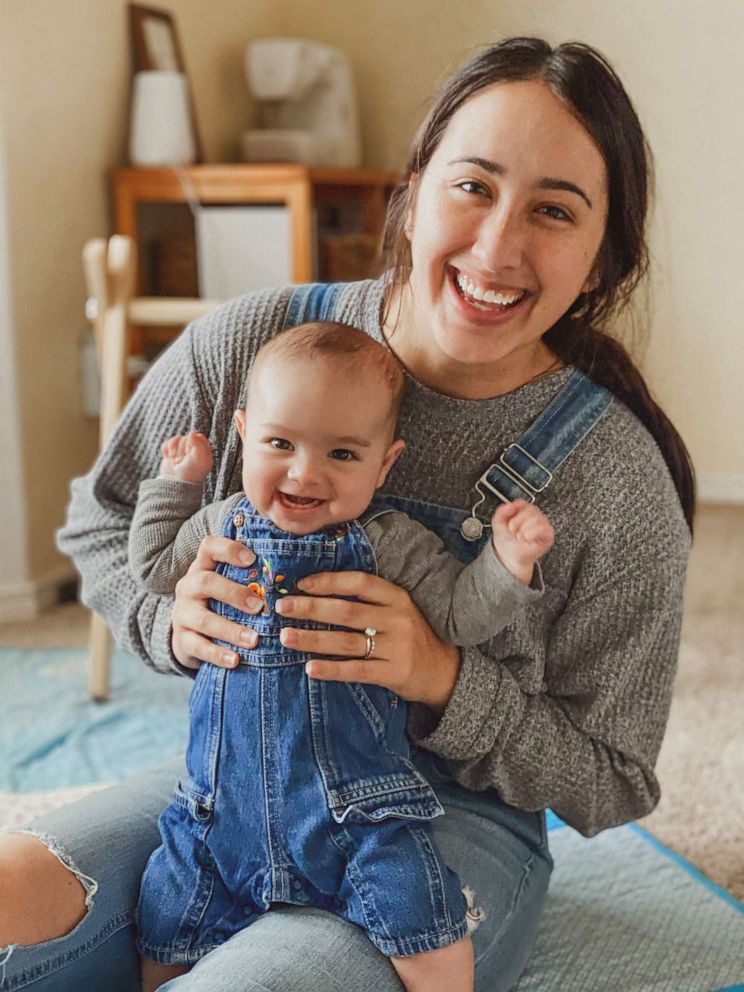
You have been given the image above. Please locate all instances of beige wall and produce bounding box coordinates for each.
[280,0,744,498]
[0,0,277,590]
[2,0,742,595]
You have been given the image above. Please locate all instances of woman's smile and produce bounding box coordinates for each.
[448,265,530,323]
[388,79,608,397]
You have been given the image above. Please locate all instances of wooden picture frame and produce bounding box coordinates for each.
[128,3,203,161]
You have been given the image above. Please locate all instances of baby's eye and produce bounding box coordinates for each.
[329,449,357,461]
[269,438,293,450]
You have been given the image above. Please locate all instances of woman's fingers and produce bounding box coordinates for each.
[304,658,387,684]
[172,535,262,669]
[190,535,255,573]
[280,626,374,658]
[296,570,401,604]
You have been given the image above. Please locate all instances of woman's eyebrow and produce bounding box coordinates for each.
[447,157,593,209]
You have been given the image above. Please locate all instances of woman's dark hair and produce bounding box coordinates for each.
[382,37,695,533]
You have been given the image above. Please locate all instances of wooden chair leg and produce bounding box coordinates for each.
[88,612,111,702]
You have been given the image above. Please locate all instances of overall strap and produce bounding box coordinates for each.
[282,282,349,328]
[462,370,613,540]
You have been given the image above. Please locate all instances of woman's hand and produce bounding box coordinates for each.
[275,571,462,713]
[171,535,263,671]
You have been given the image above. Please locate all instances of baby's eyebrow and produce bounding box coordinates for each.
[259,423,371,448]
[333,436,371,448]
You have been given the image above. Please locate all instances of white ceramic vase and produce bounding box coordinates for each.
[128,71,196,166]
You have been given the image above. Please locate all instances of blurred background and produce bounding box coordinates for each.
[1,0,743,603]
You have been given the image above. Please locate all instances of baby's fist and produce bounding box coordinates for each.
[159,431,213,484]
[490,499,555,585]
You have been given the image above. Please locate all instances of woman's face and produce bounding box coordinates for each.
[401,79,609,390]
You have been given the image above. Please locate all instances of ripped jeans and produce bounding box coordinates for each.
[1,754,551,991]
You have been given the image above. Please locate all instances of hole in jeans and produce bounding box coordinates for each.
[0,829,98,981]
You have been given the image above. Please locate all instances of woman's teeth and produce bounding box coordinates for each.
[455,273,525,308]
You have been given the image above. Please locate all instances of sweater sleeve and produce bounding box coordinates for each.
[128,479,237,595]
[57,323,215,675]
[407,549,688,837]
[366,512,543,645]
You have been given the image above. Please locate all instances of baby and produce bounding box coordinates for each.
[129,321,554,992]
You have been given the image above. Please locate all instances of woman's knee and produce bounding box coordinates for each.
[0,832,90,946]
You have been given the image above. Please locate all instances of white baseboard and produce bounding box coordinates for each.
[697,473,744,505]
[0,565,77,623]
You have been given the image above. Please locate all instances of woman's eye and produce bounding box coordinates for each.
[539,204,572,222]
[455,179,489,197]
[330,449,357,461]
[269,438,293,450]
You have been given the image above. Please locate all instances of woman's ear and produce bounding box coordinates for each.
[234,409,246,439]
[376,439,406,488]
[404,172,419,241]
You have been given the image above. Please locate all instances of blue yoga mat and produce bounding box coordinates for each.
[2,647,743,990]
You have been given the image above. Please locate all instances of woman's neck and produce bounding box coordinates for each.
[381,281,563,401]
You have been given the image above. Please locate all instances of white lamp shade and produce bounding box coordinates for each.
[129,71,196,166]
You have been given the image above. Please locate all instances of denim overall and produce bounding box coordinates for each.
[136,499,472,962]
[137,282,613,967]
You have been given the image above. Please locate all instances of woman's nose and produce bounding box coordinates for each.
[472,206,526,270]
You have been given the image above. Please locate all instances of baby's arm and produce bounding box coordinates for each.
[367,501,553,646]
[489,498,555,585]
[128,432,234,595]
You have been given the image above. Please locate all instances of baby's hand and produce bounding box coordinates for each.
[159,431,213,484]
[490,499,555,586]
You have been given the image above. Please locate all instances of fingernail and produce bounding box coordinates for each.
[279,628,294,645]
[222,653,237,667]
[239,549,253,563]
[275,599,290,614]
[240,630,257,645]
[305,663,317,677]
[297,578,313,590]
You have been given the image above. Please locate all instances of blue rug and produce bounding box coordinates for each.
[513,811,744,991]
[1,647,743,990]
[0,647,190,792]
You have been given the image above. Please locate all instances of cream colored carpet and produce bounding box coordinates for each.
[2,504,743,900]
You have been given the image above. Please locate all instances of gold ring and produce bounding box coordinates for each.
[363,626,376,660]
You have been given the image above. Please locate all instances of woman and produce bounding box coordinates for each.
[0,37,693,992]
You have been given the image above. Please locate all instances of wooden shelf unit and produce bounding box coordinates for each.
[110,164,400,286]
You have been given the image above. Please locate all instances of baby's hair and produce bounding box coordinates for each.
[247,321,406,434]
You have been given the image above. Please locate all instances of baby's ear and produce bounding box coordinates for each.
[376,439,406,488]
[234,409,246,439]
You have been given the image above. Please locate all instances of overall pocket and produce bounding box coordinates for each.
[184,663,227,804]
[308,677,444,824]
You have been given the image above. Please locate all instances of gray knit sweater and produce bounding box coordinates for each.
[57,277,691,837]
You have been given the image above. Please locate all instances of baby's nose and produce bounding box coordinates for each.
[288,456,321,484]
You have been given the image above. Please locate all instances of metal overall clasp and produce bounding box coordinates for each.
[459,444,553,541]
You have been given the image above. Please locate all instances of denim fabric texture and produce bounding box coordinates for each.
[136,497,471,963]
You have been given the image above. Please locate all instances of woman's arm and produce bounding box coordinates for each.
[57,325,212,673]
[406,551,689,836]
[273,542,688,837]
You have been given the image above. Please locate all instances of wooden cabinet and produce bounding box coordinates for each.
[109,165,399,363]
[110,164,399,289]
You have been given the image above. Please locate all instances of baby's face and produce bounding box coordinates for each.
[235,356,404,535]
